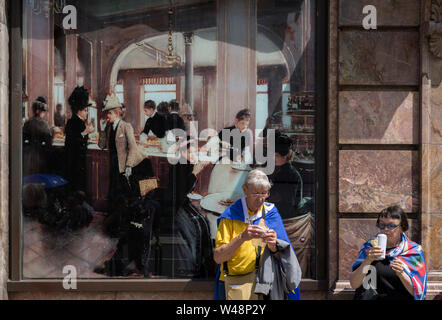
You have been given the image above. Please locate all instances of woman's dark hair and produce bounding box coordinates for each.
[68,86,90,114]
[275,133,292,156]
[144,100,156,110]
[169,99,180,112]
[377,205,408,231]
[157,101,170,116]
[235,108,251,121]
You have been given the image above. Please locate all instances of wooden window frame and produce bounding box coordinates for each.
[8,0,329,293]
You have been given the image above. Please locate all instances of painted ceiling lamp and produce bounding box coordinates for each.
[166,0,181,67]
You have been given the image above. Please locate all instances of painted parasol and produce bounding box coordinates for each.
[23,174,68,189]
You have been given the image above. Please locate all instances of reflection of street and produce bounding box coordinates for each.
[23,214,120,278]
[23,213,196,279]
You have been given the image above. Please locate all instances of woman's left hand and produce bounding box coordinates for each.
[390,258,406,276]
[263,229,277,252]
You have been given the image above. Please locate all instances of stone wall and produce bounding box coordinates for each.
[0,0,9,301]
[330,0,442,299]
[422,0,442,291]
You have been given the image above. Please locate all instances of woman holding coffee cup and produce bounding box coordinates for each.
[349,206,427,300]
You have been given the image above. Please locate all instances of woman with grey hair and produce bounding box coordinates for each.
[213,169,301,300]
[244,169,272,189]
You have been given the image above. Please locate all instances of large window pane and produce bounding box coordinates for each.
[20,0,318,281]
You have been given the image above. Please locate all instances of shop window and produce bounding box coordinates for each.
[10,0,326,290]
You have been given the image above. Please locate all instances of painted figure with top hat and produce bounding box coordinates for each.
[98,93,152,203]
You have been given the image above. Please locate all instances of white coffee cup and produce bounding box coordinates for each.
[251,223,268,248]
[377,234,387,259]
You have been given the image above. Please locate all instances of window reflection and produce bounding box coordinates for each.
[21,0,317,280]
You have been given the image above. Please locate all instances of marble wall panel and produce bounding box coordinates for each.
[0,2,8,301]
[339,91,419,144]
[422,144,442,214]
[339,150,419,213]
[427,88,442,144]
[339,0,420,26]
[422,70,442,145]
[421,214,442,272]
[339,218,420,280]
[339,31,419,86]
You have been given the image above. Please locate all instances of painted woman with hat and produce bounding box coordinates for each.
[23,96,54,176]
[98,93,152,203]
[64,86,94,193]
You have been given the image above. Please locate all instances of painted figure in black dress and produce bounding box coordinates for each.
[166,99,186,132]
[141,100,167,139]
[64,86,94,193]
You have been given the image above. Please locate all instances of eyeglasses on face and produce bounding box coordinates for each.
[376,222,400,230]
[249,192,269,198]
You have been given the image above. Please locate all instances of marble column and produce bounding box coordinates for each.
[328,0,339,293]
[0,0,9,300]
[216,0,257,130]
[422,0,442,293]
[183,32,194,109]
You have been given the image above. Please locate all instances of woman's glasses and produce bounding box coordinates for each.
[376,222,400,230]
[249,191,269,198]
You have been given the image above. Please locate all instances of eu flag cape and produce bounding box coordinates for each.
[213,198,301,300]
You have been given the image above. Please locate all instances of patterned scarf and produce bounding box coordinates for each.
[352,232,427,300]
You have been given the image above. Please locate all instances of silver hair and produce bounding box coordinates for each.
[244,169,272,190]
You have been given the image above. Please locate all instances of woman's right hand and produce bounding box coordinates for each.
[241,225,266,242]
[366,246,384,263]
